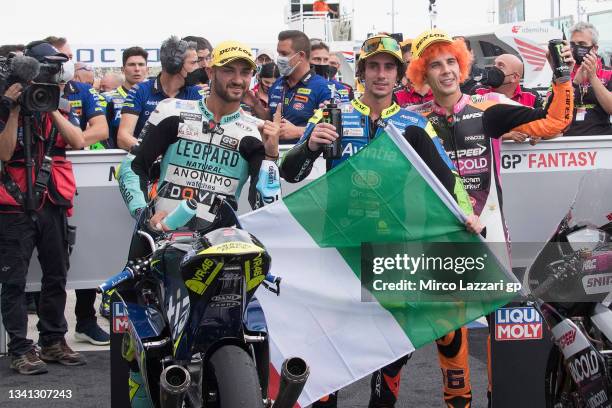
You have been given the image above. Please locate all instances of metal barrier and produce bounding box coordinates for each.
[19,135,612,287]
[2,135,611,354]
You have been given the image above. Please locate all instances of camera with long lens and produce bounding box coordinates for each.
[0,53,65,112]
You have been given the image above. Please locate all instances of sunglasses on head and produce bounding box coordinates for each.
[362,36,400,55]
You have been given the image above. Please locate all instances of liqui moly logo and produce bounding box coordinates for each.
[112,302,128,333]
[495,307,543,341]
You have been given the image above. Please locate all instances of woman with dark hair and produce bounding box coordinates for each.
[243,62,280,119]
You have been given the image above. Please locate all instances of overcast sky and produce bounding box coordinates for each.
[2,0,610,46]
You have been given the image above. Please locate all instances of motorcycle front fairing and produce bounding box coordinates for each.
[169,226,271,361]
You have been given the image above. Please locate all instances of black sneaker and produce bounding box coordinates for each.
[75,322,110,346]
[10,349,48,375]
[40,339,87,366]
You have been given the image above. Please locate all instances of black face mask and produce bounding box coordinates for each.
[185,68,209,86]
[480,66,506,88]
[328,66,338,79]
[311,64,331,79]
[572,45,594,65]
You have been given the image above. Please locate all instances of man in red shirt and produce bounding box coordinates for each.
[313,0,338,17]
[473,54,543,108]
[472,54,544,143]
[395,38,434,107]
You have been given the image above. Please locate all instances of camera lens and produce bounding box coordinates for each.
[29,88,52,110]
[21,84,60,112]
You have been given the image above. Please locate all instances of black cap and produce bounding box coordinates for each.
[25,41,68,63]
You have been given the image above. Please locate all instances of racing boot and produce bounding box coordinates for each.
[368,354,411,408]
[436,327,472,408]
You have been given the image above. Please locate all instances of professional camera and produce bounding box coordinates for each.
[0,52,65,112]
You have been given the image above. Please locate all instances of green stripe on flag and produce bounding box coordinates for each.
[283,129,514,347]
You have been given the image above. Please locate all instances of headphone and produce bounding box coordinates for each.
[161,37,190,75]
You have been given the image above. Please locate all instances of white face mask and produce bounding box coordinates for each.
[60,59,74,83]
[276,53,299,77]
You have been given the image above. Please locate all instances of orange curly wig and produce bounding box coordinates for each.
[407,39,473,90]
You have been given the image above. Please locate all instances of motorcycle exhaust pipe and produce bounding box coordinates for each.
[272,357,310,408]
[159,364,191,408]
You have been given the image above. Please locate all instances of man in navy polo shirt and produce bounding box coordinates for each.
[62,78,108,144]
[268,30,332,143]
[104,47,149,149]
[117,36,204,151]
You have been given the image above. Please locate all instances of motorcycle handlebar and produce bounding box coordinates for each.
[531,273,559,299]
[97,267,135,294]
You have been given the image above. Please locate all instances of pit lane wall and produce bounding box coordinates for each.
[23,136,612,290]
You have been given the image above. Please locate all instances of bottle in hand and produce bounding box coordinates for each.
[322,103,343,160]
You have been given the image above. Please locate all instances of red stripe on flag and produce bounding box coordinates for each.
[514,38,546,56]
[269,363,301,408]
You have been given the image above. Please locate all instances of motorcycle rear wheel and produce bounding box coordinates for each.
[209,345,264,408]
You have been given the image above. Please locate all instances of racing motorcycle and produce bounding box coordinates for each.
[99,199,309,408]
[524,170,612,408]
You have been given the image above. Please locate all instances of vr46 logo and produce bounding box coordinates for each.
[185,258,224,295]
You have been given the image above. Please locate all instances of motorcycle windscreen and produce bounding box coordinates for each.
[525,169,612,305]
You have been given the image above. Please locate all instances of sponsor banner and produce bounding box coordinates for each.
[74,44,261,68]
[565,347,609,408]
[495,307,543,341]
[73,44,161,67]
[583,273,612,295]
[112,302,128,333]
[501,148,612,173]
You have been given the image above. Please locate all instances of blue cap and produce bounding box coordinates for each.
[25,41,68,62]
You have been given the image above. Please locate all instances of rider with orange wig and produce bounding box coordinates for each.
[406,29,575,408]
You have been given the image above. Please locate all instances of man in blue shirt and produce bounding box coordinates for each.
[309,39,353,103]
[63,79,108,137]
[268,30,332,143]
[118,36,205,151]
[104,47,149,148]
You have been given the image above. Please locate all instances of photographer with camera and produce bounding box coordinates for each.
[0,41,87,375]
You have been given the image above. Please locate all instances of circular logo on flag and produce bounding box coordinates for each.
[351,170,381,189]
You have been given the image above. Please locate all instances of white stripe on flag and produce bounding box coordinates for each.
[241,202,415,406]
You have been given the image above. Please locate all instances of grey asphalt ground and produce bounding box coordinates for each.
[0,328,489,408]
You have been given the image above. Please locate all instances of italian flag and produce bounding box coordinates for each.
[240,125,516,406]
